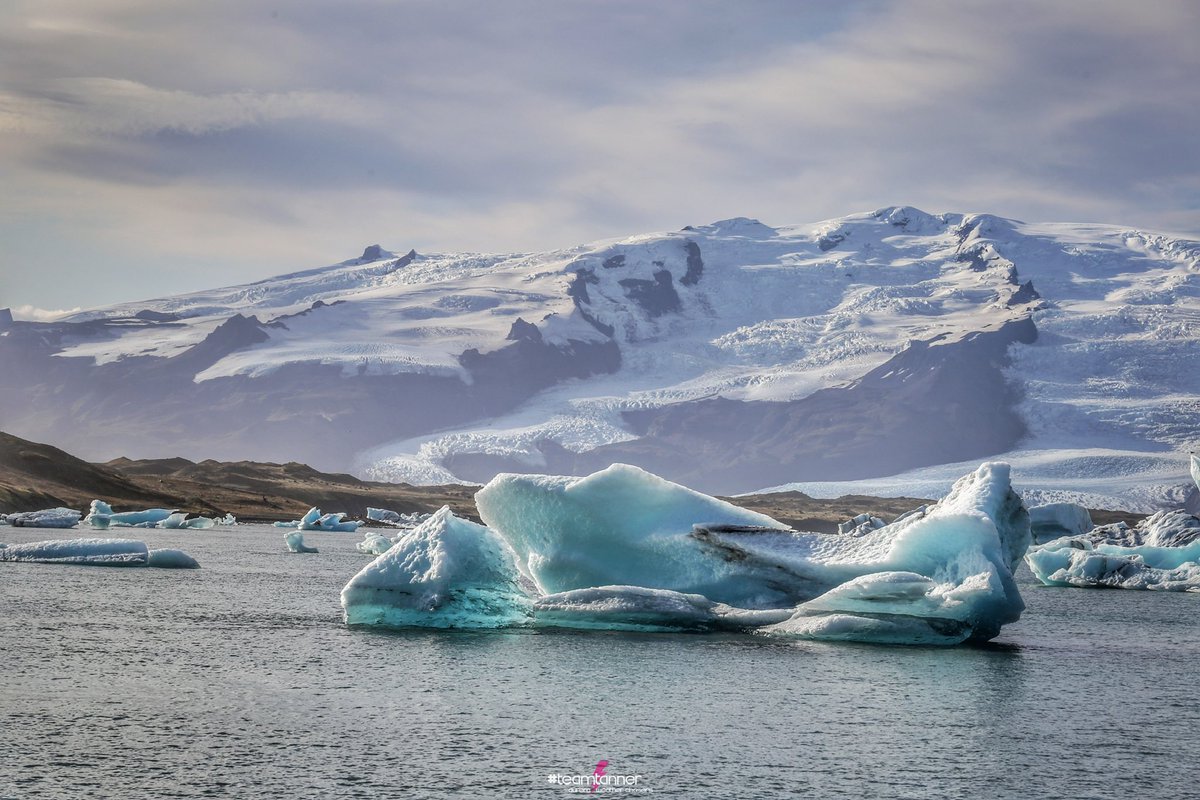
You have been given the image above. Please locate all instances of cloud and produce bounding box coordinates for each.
[0,0,1198,310]
[11,304,82,321]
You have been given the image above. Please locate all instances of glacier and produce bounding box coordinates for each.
[0,508,81,528]
[0,537,199,568]
[344,462,1029,644]
[341,506,531,629]
[274,507,361,532]
[1026,509,1200,591]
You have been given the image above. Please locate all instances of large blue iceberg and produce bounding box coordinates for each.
[1026,509,1200,591]
[343,462,1031,645]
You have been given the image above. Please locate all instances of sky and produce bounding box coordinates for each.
[2,0,1199,316]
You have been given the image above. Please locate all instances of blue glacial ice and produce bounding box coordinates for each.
[157,512,216,530]
[0,508,81,528]
[284,531,319,553]
[341,462,1029,644]
[274,507,361,532]
[1026,509,1200,591]
[341,506,532,629]
[0,537,199,568]
[85,501,174,529]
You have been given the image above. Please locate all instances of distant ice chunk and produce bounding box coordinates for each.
[838,513,886,536]
[356,531,394,555]
[1029,502,1093,544]
[367,507,401,523]
[285,532,319,553]
[156,512,216,530]
[277,507,361,532]
[85,500,174,528]
[1,508,81,528]
[341,506,531,628]
[216,513,237,526]
[1026,509,1200,591]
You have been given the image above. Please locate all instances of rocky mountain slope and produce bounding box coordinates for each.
[3,206,1198,506]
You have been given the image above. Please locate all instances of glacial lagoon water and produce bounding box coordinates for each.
[2,524,1198,799]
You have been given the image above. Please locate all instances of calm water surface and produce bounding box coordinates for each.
[2,524,1197,799]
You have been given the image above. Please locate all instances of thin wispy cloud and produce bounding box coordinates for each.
[1,0,1197,310]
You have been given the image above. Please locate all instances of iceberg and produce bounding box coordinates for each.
[0,508,81,528]
[474,462,1029,645]
[156,512,216,530]
[85,500,174,528]
[0,537,199,568]
[285,531,319,553]
[356,531,394,555]
[1028,502,1093,544]
[367,507,431,528]
[1026,510,1200,591]
[216,513,237,526]
[275,507,361,532]
[341,506,531,628]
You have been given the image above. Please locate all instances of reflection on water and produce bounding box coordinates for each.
[1,525,1197,799]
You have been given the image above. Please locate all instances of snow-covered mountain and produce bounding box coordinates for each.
[3,206,1199,509]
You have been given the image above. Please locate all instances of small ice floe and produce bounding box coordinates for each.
[156,512,216,530]
[0,508,81,528]
[366,507,431,528]
[274,507,361,532]
[355,531,394,555]
[0,537,199,568]
[284,531,319,554]
[85,500,174,529]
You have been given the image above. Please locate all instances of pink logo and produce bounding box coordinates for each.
[591,760,609,793]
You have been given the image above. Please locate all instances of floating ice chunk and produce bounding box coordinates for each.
[341,506,531,628]
[476,463,792,608]
[215,513,237,526]
[1,508,81,528]
[1028,502,1093,544]
[367,507,401,523]
[0,537,200,568]
[285,531,319,553]
[157,512,213,529]
[0,537,147,566]
[1026,513,1200,591]
[838,513,887,536]
[86,500,174,528]
[356,531,394,555]
[762,463,1030,644]
[367,508,430,528]
[146,548,201,569]
[276,507,361,532]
